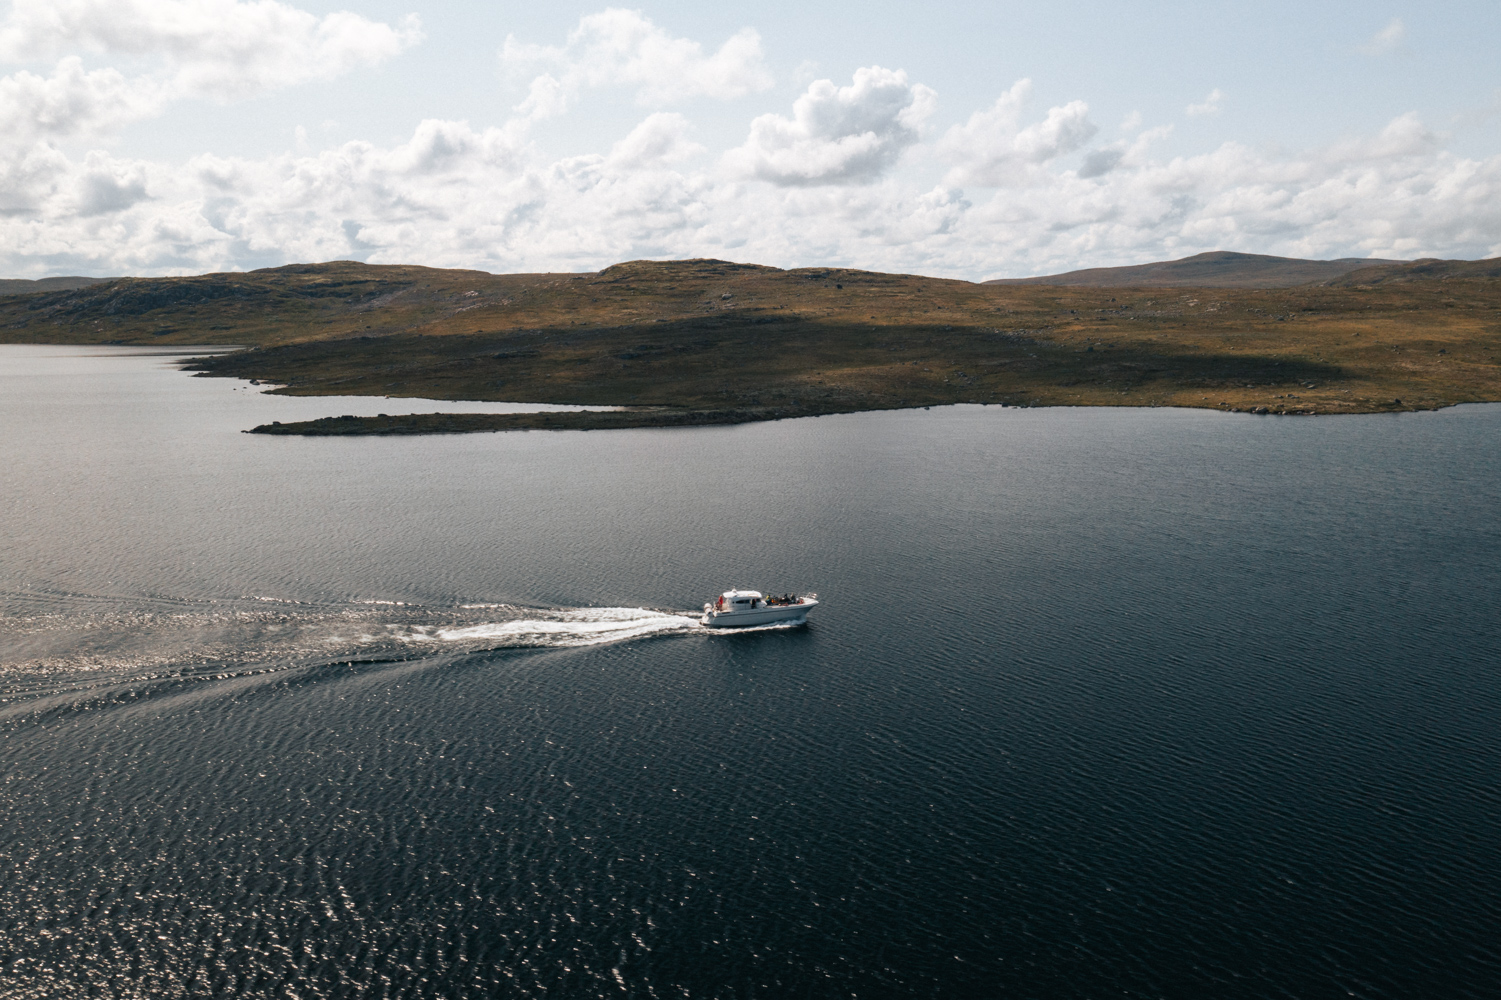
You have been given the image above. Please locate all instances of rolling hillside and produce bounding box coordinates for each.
[985,251,1408,288]
[2,256,1499,429]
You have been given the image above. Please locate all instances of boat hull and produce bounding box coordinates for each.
[701,599,817,628]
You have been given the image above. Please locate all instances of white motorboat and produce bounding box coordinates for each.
[701,589,818,628]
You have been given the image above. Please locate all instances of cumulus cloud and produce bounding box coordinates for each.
[606,112,704,168]
[503,8,772,119]
[0,0,420,145]
[0,57,164,139]
[1078,146,1124,179]
[1098,124,1174,177]
[6,102,1499,283]
[964,113,1501,275]
[0,0,422,257]
[0,7,1497,284]
[724,66,936,186]
[1186,88,1224,117]
[0,0,422,99]
[939,79,1097,187]
[1361,18,1406,56]
[73,150,150,215]
[0,139,71,214]
[1322,112,1440,164]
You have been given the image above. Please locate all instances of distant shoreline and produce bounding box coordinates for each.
[4,256,1497,433]
[247,407,790,436]
[244,399,1403,437]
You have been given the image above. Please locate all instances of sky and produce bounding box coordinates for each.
[2,0,1500,280]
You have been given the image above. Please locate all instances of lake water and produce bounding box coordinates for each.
[2,345,1498,998]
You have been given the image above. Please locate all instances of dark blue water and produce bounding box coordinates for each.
[3,346,1499,998]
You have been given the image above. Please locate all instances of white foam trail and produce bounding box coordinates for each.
[1,597,802,702]
[398,607,702,649]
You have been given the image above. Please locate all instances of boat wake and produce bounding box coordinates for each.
[398,606,810,647]
[0,586,819,719]
[391,607,702,650]
[1,589,811,714]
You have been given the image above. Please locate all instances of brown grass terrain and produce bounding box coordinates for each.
[0,276,115,296]
[4,257,1500,431]
[983,250,1407,288]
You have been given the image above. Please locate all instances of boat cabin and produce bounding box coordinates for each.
[720,589,762,609]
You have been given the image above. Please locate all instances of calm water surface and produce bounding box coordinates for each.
[2,345,1499,998]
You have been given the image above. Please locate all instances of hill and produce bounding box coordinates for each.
[985,251,1407,288]
[2,257,1499,430]
[1326,257,1501,286]
[0,275,117,296]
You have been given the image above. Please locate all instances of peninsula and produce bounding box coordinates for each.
[2,254,1499,433]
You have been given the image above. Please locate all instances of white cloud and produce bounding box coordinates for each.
[0,139,71,214]
[1186,88,1224,117]
[1078,146,1124,179]
[0,56,164,139]
[0,0,421,99]
[503,8,772,120]
[0,0,421,147]
[1360,18,1406,56]
[606,112,704,168]
[73,150,150,215]
[6,103,1499,282]
[0,0,422,256]
[1321,112,1440,164]
[960,116,1501,275]
[0,5,1498,284]
[938,79,1098,187]
[724,66,936,186]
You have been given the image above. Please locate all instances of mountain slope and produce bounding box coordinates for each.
[985,251,1407,288]
[0,276,117,296]
[1326,257,1501,285]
